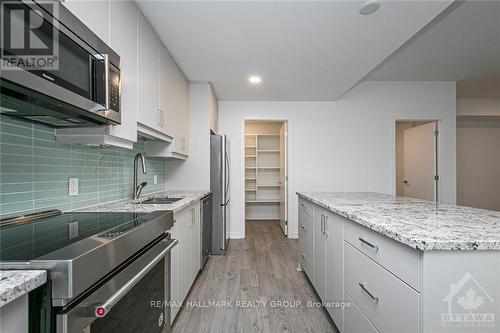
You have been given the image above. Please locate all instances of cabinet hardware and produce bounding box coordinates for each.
[320,215,324,233]
[300,224,306,230]
[359,282,379,302]
[324,215,328,236]
[300,254,306,260]
[359,237,379,251]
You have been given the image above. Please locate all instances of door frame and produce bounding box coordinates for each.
[394,119,440,202]
[240,116,293,239]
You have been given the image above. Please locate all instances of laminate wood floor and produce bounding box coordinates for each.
[171,220,337,333]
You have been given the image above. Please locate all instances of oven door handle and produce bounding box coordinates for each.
[94,238,178,318]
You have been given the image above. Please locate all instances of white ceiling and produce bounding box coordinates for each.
[136,1,452,101]
[366,0,500,81]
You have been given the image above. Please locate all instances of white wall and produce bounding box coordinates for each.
[218,81,457,239]
[164,83,217,190]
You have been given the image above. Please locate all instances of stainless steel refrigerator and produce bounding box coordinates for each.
[210,134,230,255]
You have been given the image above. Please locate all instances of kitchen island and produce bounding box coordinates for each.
[297,192,500,333]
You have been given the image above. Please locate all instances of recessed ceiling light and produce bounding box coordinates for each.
[359,0,380,15]
[248,76,262,84]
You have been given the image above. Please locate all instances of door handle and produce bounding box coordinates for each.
[300,224,307,231]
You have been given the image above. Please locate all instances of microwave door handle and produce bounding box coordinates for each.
[102,54,109,110]
[95,54,110,110]
[93,239,179,318]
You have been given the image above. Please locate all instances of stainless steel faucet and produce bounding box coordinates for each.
[133,153,147,200]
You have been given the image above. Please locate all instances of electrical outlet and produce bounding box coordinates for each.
[68,221,79,239]
[154,175,158,185]
[69,178,79,196]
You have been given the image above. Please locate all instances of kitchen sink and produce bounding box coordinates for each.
[140,197,183,204]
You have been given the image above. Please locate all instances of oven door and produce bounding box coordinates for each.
[56,235,178,333]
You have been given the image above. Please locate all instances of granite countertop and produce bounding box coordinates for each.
[0,270,47,307]
[76,190,211,214]
[297,192,500,251]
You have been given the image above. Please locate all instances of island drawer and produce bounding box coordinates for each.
[299,198,314,217]
[344,292,379,333]
[344,219,420,290]
[344,242,419,333]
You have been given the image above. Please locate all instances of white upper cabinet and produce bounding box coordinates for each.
[62,0,110,43]
[107,0,138,144]
[57,1,190,155]
[173,64,190,156]
[56,0,138,149]
[144,63,190,159]
[159,46,175,137]
[137,10,161,135]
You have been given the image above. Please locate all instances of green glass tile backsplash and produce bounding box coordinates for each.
[0,116,166,218]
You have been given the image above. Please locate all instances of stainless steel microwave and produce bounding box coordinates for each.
[0,0,121,127]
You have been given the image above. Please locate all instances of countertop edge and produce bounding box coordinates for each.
[296,192,500,251]
[0,270,47,308]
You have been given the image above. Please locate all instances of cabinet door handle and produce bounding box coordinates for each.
[324,215,328,236]
[359,237,379,251]
[359,282,379,303]
[300,224,307,231]
[300,203,305,207]
[320,215,324,233]
[300,254,306,261]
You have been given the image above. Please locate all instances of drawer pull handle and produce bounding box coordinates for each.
[359,282,379,303]
[359,237,379,251]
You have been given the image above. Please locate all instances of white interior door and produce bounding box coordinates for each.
[402,122,437,201]
[279,123,288,235]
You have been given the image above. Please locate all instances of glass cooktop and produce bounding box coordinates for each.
[0,210,165,261]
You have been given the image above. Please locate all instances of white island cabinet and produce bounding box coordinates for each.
[298,192,500,333]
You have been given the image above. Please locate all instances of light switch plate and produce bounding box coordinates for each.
[69,178,79,196]
[154,175,158,185]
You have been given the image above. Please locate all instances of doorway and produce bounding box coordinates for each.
[244,120,288,235]
[395,121,438,201]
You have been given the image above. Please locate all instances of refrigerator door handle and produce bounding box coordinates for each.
[224,149,230,201]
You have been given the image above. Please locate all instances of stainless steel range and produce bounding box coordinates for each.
[0,209,177,333]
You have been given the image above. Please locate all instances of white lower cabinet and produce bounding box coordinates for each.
[325,213,344,331]
[300,198,416,333]
[170,200,201,323]
[298,204,313,278]
[170,222,180,323]
[344,292,379,333]
[301,202,344,332]
[313,206,327,300]
[344,242,419,333]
